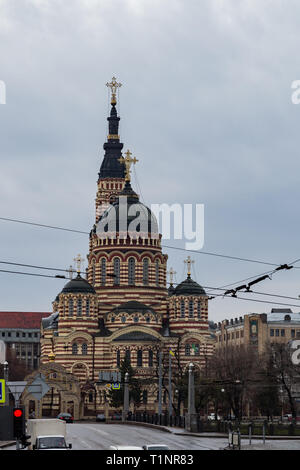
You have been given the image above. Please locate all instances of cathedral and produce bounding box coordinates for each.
[36,78,215,419]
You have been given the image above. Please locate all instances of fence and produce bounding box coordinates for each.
[113,412,300,436]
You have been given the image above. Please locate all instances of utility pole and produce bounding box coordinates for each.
[185,362,198,432]
[158,351,162,419]
[168,352,173,424]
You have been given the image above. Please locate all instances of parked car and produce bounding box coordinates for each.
[288,415,300,422]
[57,412,73,423]
[207,413,221,421]
[143,444,170,450]
[96,414,106,422]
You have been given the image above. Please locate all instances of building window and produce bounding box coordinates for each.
[143,390,148,404]
[101,258,106,286]
[128,257,135,286]
[180,300,185,318]
[185,344,191,356]
[69,299,74,316]
[197,301,201,318]
[125,349,131,364]
[116,350,120,367]
[270,329,274,337]
[281,329,285,337]
[291,329,295,338]
[72,343,78,355]
[275,329,279,337]
[137,349,143,367]
[134,316,139,323]
[188,299,194,318]
[92,262,96,286]
[82,343,88,355]
[121,315,126,323]
[86,299,90,316]
[77,298,82,316]
[155,260,159,286]
[143,258,149,285]
[194,344,200,356]
[113,257,120,286]
[148,350,153,367]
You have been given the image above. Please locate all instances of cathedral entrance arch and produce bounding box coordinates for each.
[22,363,81,420]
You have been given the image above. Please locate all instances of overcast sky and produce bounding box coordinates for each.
[1,0,300,323]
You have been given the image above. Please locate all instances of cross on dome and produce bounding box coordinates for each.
[118,149,139,182]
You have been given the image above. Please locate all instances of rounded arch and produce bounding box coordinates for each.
[110,325,163,342]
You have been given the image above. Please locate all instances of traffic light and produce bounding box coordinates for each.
[13,407,25,438]
[20,434,31,449]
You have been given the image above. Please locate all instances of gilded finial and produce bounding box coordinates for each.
[73,254,84,274]
[118,150,139,182]
[184,256,194,276]
[106,76,122,105]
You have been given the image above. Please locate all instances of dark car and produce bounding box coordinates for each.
[111,412,122,421]
[57,412,74,423]
[96,414,106,422]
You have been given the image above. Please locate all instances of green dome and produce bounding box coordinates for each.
[173,274,206,296]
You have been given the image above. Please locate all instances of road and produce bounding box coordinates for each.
[2,423,300,450]
[67,423,228,450]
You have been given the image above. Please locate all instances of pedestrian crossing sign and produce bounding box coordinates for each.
[0,379,5,403]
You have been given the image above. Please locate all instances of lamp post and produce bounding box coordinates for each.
[185,363,197,432]
[122,372,129,422]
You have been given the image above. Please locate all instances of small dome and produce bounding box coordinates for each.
[61,274,96,295]
[173,274,206,296]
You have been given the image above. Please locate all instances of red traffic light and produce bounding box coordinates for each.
[13,409,23,418]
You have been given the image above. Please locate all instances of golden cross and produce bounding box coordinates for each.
[184,256,194,276]
[73,254,84,274]
[167,267,176,285]
[106,76,122,104]
[68,265,76,280]
[118,149,139,182]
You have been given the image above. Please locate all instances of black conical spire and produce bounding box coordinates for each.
[98,77,125,179]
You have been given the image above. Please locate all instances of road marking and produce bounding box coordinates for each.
[80,424,109,436]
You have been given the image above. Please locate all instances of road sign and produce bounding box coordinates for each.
[99,371,121,383]
[0,340,6,364]
[0,379,5,403]
[7,382,27,405]
[27,375,50,400]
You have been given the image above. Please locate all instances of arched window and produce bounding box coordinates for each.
[125,349,131,364]
[155,260,159,286]
[72,343,78,355]
[113,257,120,285]
[128,257,135,286]
[82,343,88,355]
[148,350,153,367]
[180,300,185,318]
[197,301,201,319]
[137,349,143,367]
[188,299,194,318]
[143,258,149,285]
[185,344,191,356]
[116,350,121,367]
[86,299,90,316]
[100,258,106,286]
[77,298,82,316]
[69,299,74,316]
[92,261,96,286]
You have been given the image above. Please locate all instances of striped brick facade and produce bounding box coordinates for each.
[39,89,214,417]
